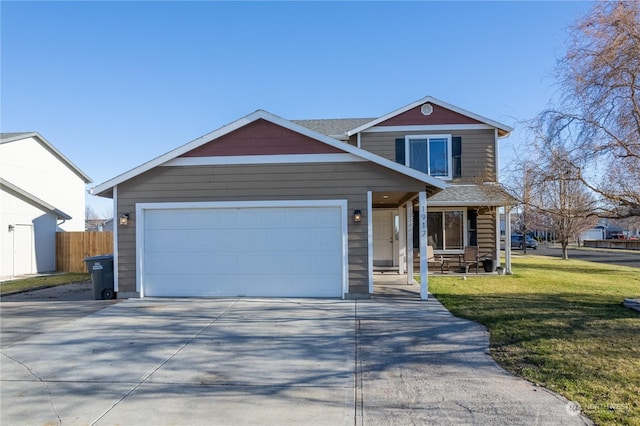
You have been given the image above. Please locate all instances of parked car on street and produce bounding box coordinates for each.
[511,234,538,249]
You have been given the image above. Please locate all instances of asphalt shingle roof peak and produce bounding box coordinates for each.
[292,118,376,139]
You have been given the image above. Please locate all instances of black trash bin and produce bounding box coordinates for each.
[84,254,115,300]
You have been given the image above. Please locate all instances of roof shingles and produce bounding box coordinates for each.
[428,184,517,206]
[292,118,374,139]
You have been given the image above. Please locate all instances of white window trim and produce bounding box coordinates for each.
[428,207,467,254]
[404,134,453,180]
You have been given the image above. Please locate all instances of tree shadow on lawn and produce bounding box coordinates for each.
[511,262,626,276]
[432,292,640,348]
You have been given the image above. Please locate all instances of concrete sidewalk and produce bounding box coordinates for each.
[364,274,591,424]
[1,284,592,425]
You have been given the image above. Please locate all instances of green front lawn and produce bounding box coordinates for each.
[0,273,90,294]
[429,255,640,426]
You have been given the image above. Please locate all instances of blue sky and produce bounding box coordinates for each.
[1,1,594,216]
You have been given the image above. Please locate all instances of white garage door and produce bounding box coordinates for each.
[139,202,346,298]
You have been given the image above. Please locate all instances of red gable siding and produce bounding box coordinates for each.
[181,119,345,157]
[377,103,483,127]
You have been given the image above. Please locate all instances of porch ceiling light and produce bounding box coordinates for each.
[354,210,362,223]
[119,213,130,226]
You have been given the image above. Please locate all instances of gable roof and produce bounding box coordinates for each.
[0,178,72,220]
[292,118,374,140]
[91,110,447,197]
[0,132,92,183]
[345,96,513,138]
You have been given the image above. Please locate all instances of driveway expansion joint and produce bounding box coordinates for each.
[89,299,240,426]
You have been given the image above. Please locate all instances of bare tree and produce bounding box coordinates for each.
[504,143,598,259]
[535,1,640,218]
[536,149,599,259]
[85,204,101,220]
[503,159,540,254]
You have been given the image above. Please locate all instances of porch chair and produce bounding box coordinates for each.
[427,245,450,274]
[458,246,480,274]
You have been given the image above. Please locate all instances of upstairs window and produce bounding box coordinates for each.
[395,135,456,180]
[408,135,450,178]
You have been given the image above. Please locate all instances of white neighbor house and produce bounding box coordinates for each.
[1,132,92,278]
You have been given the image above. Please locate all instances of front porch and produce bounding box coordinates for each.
[371,268,504,299]
[366,191,515,300]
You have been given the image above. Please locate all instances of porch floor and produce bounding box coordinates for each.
[372,268,503,299]
[376,266,504,276]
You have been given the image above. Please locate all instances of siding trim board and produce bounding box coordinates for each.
[363,124,496,133]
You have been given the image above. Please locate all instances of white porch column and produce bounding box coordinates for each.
[419,191,428,300]
[399,206,406,275]
[406,200,414,285]
[496,207,501,264]
[505,206,513,274]
[367,191,374,294]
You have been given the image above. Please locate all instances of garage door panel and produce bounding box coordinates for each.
[143,274,240,298]
[313,252,342,272]
[144,273,341,298]
[145,209,243,230]
[142,205,344,298]
[308,274,343,296]
[147,228,246,253]
[310,228,341,250]
[145,253,236,275]
[311,208,343,227]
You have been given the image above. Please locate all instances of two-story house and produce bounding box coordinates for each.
[91,96,515,300]
[1,132,92,277]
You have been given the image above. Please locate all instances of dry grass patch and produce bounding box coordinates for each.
[0,273,90,294]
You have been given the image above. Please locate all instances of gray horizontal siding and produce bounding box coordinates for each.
[360,129,496,183]
[477,209,496,259]
[116,162,426,295]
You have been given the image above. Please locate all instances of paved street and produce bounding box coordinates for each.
[529,244,640,268]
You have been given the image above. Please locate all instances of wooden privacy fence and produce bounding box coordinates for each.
[583,239,640,250]
[56,232,114,273]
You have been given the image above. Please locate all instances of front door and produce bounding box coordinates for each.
[373,210,394,267]
[13,224,33,276]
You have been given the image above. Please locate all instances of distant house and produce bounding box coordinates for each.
[580,219,625,241]
[85,218,113,232]
[1,132,91,277]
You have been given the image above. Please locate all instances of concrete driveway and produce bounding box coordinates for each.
[1,281,119,349]
[1,281,592,425]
